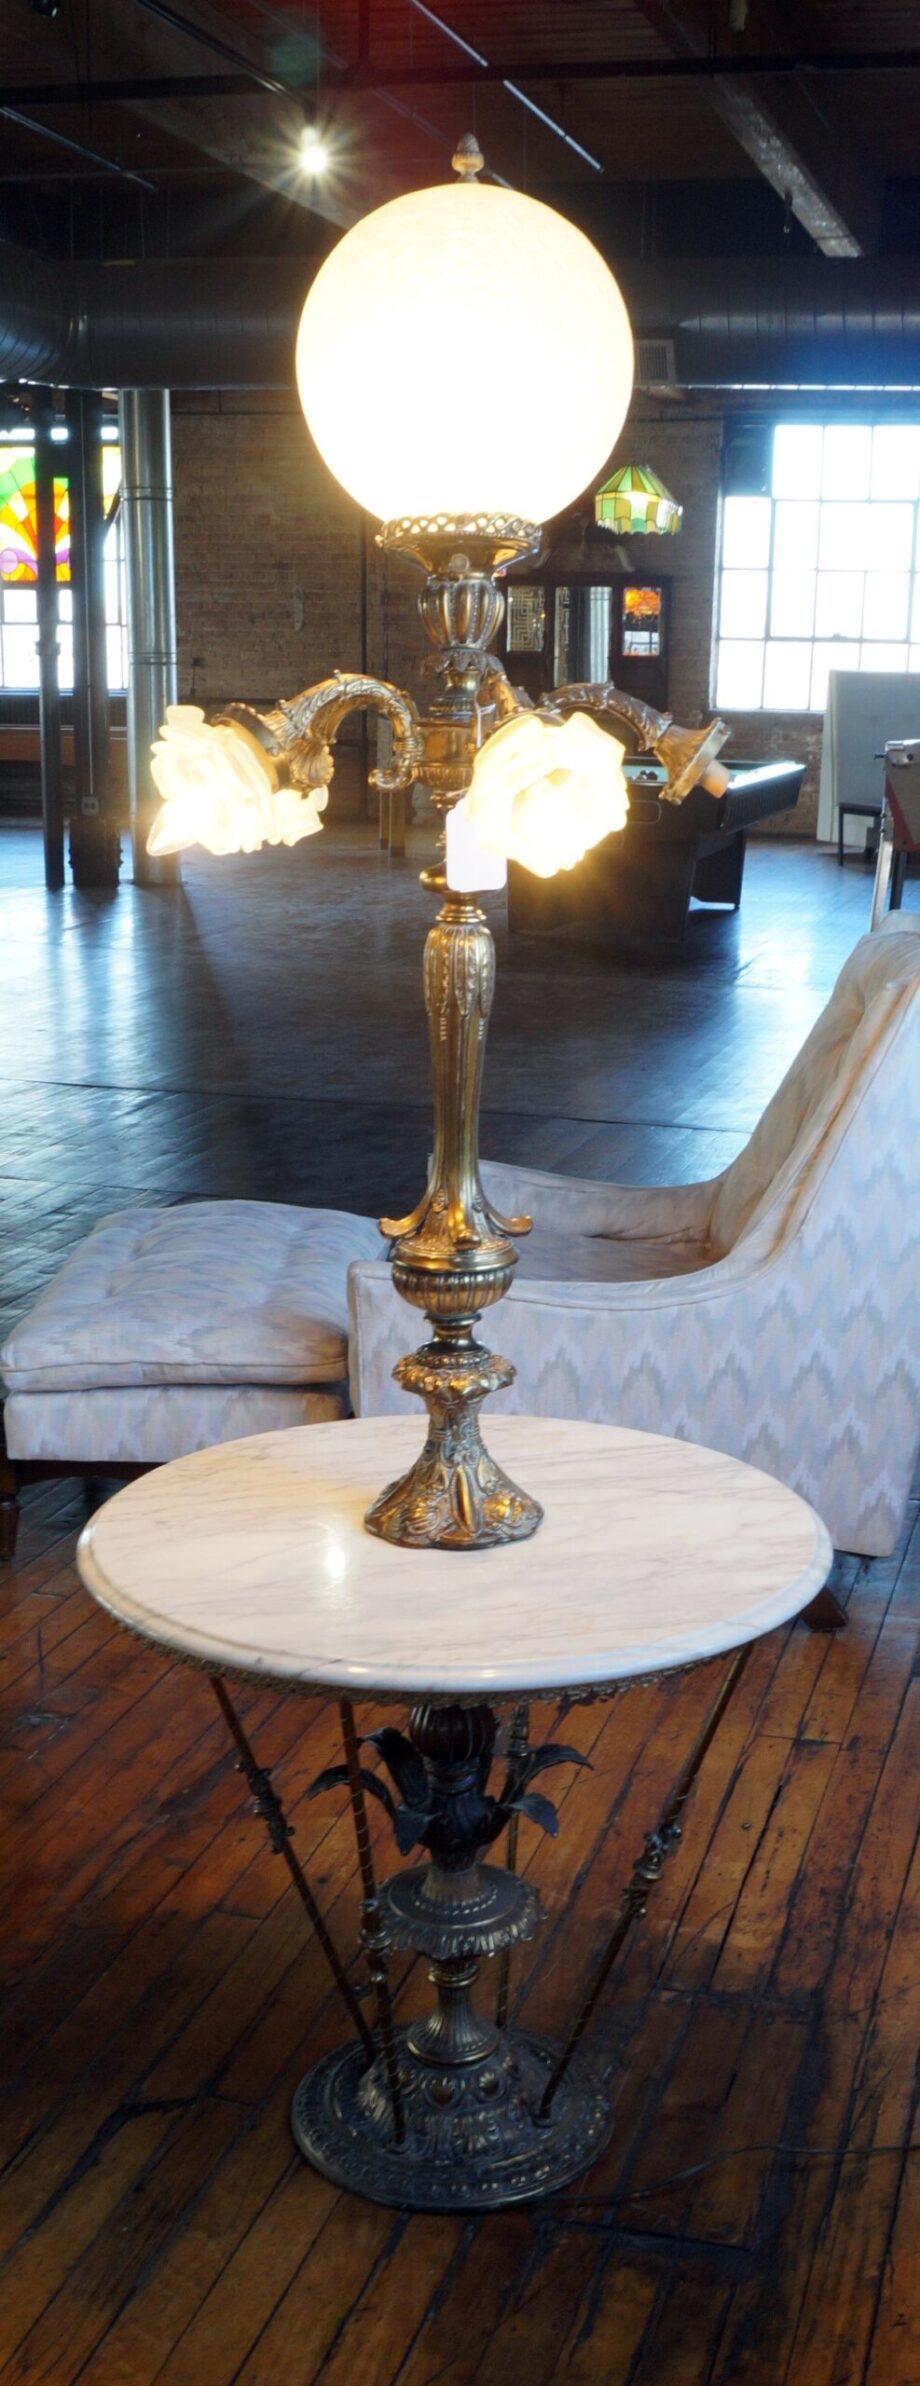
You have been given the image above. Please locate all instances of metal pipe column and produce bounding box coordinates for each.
[66,388,119,888]
[32,390,64,891]
[118,388,179,886]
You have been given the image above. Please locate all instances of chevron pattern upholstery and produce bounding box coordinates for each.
[349,916,920,1557]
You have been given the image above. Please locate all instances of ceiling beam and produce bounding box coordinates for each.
[632,0,882,256]
[3,52,920,106]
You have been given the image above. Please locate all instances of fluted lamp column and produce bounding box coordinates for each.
[146,134,729,1552]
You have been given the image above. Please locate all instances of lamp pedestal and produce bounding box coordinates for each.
[366,523,544,1550]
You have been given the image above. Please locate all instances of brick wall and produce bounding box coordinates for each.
[170,387,823,835]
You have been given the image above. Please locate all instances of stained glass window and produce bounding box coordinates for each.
[0,438,126,690]
[0,448,70,583]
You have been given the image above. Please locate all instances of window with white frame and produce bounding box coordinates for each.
[0,432,127,694]
[715,422,920,715]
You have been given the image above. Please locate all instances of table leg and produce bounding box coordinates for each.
[496,1699,529,2027]
[538,1644,750,2121]
[337,1697,406,2143]
[209,1676,373,2059]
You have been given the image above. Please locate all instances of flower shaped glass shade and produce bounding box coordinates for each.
[147,707,328,857]
[462,711,628,879]
[595,465,682,536]
[296,180,634,525]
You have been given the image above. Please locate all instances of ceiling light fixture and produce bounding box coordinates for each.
[299,123,330,175]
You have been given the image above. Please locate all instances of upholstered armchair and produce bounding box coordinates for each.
[349,916,920,1558]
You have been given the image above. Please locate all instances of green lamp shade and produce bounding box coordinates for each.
[595,464,682,536]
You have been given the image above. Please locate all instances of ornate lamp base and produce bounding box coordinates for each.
[364,1341,542,1550]
[291,2024,612,2212]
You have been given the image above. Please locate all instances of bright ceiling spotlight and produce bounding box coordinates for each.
[299,124,330,177]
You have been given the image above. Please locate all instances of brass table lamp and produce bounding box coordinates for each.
[147,138,729,1553]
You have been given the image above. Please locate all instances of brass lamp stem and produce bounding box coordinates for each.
[365,518,544,1550]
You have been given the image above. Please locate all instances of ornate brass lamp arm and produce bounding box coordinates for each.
[545,680,670,752]
[544,681,730,804]
[239,673,423,797]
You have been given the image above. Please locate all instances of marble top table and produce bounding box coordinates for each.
[76,1415,833,2213]
[77,1415,832,1700]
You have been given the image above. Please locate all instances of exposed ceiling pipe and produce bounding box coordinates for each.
[0,241,316,387]
[619,258,920,386]
[6,245,920,392]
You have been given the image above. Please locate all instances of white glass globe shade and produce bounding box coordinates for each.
[296,180,634,525]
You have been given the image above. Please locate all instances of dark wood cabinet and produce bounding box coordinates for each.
[500,568,671,713]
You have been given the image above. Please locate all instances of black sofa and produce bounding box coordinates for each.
[507,757,806,947]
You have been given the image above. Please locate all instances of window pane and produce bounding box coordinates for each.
[722,495,771,568]
[818,503,871,571]
[909,646,920,675]
[859,644,909,674]
[865,503,914,570]
[822,425,871,499]
[771,570,815,637]
[772,424,823,498]
[763,642,812,709]
[57,587,72,621]
[871,426,920,502]
[56,627,73,689]
[815,572,864,638]
[1,625,39,686]
[720,569,767,638]
[104,557,121,620]
[773,499,819,571]
[3,588,37,622]
[863,572,910,640]
[811,643,860,711]
[715,640,764,709]
[106,626,127,689]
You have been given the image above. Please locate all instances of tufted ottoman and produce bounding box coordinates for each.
[0,1200,384,1558]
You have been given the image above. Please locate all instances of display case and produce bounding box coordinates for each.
[502,570,671,712]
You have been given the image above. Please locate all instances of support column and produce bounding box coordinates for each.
[66,388,120,889]
[118,389,179,886]
[32,390,64,892]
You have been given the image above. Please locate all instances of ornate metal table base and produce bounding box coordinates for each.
[290,2025,612,2212]
[211,1650,755,2212]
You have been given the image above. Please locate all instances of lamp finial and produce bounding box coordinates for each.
[452,131,484,180]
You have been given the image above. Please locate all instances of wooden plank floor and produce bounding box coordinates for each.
[1,825,919,2381]
[1,1479,917,2386]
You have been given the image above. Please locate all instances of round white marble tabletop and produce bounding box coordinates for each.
[76,1417,832,1701]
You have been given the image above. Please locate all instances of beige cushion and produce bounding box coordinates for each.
[3,1384,347,1464]
[1,1202,384,1393]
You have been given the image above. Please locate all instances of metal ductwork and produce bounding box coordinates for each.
[0,242,317,389]
[6,242,920,391]
[619,259,920,387]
